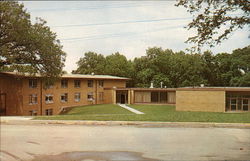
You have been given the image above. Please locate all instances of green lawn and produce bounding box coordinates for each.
[34,104,250,123]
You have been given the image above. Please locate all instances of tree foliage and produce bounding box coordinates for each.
[72,52,106,75]
[0,1,66,79]
[176,0,250,51]
[74,46,250,87]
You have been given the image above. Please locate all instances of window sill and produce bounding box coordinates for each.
[45,102,54,104]
[29,103,38,105]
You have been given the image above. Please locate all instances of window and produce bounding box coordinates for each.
[87,92,94,101]
[99,80,104,88]
[160,92,167,103]
[88,80,93,87]
[45,82,54,89]
[45,94,53,104]
[61,93,68,102]
[74,80,81,88]
[243,99,249,111]
[75,93,81,102]
[29,94,37,104]
[29,79,37,88]
[151,92,159,103]
[61,80,68,88]
[29,110,37,116]
[230,98,237,111]
[45,109,53,115]
[99,92,104,101]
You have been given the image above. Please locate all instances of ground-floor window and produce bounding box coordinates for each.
[29,94,38,105]
[87,92,94,101]
[29,110,37,116]
[151,92,158,103]
[75,92,81,102]
[243,99,249,111]
[99,92,104,101]
[45,109,53,115]
[226,92,250,112]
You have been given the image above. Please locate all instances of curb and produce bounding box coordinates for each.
[1,119,250,129]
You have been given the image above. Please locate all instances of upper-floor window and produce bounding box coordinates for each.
[74,80,81,88]
[61,80,68,88]
[29,94,38,104]
[99,80,104,88]
[61,93,68,102]
[45,109,53,115]
[45,94,53,104]
[88,80,93,87]
[29,79,37,88]
[75,92,81,102]
[45,82,54,89]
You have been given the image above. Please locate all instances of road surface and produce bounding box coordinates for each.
[0,124,250,161]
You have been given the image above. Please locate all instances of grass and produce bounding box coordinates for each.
[34,104,250,123]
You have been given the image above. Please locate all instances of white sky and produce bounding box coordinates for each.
[21,1,250,73]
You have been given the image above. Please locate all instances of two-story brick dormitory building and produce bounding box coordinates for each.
[0,72,249,116]
[0,72,129,116]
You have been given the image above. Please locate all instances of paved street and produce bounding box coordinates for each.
[0,124,250,161]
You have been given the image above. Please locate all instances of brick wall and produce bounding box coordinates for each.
[176,90,225,112]
[1,74,127,116]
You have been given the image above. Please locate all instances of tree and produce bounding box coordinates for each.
[176,0,250,50]
[104,52,133,78]
[0,1,66,79]
[72,52,106,74]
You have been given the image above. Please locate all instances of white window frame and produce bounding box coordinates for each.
[29,79,37,88]
[61,93,68,102]
[29,94,38,105]
[45,94,54,104]
[61,80,68,88]
[88,80,93,88]
[74,92,81,102]
[29,110,37,116]
[99,80,104,88]
[45,109,53,115]
[74,80,81,88]
[87,92,94,101]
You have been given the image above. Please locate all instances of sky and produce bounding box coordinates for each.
[21,1,250,73]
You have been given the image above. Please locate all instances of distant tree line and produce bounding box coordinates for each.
[73,46,250,87]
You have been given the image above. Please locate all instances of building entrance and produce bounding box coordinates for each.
[116,90,128,104]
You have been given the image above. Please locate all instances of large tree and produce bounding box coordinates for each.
[72,52,106,74]
[0,1,66,79]
[176,0,250,51]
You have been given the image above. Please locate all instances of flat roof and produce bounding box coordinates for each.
[104,87,177,91]
[177,87,250,92]
[0,72,130,80]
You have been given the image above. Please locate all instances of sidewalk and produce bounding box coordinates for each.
[1,116,250,129]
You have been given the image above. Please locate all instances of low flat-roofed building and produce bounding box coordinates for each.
[105,88,176,105]
[176,87,250,112]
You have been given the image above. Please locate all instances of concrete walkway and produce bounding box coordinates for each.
[117,104,144,114]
